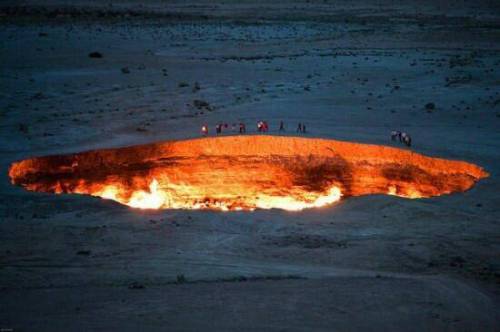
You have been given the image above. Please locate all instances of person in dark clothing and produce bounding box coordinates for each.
[402,132,411,147]
[391,130,401,141]
[257,121,266,133]
[404,135,411,147]
[297,123,302,133]
[279,121,285,132]
[302,123,306,133]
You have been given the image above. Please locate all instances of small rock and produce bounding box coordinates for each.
[192,82,200,92]
[18,123,29,134]
[193,99,210,110]
[449,256,466,267]
[425,102,435,111]
[128,281,145,289]
[31,92,46,100]
[88,52,103,58]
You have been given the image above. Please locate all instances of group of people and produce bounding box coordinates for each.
[202,122,247,135]
[391,130,412,147]
[201,121,307,136]
[257,121,269,132]
[202,124,411,147]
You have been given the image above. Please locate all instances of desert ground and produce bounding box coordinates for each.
[0,1,499,331]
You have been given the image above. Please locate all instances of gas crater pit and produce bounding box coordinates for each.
[8,136,488,211]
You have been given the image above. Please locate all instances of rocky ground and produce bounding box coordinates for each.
[0,1,499,331]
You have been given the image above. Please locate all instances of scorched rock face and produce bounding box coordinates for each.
[8,136,488,211]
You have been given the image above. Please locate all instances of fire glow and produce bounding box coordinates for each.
[8,136,488,211]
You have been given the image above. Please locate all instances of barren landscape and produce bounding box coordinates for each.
[1,1,499,331]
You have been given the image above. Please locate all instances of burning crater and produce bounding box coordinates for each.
[9,136,488,211]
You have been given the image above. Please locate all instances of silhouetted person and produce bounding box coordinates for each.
[297,123,302,133]
[405,135,412,147]
[402,132,411,147]
[279,121,285,132]
[302,124,306,133]
[391,130,401,141]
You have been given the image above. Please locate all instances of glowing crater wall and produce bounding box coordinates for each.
[8,136,488,211]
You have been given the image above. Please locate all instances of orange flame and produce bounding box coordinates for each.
[90,178,342,211]
[8,136,488,212]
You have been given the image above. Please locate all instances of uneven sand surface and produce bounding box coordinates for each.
[1,1,499,331]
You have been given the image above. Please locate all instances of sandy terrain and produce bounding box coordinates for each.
[0,1,499,331]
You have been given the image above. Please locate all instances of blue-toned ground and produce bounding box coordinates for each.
[0,1,499,330]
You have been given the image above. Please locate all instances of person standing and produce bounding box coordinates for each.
[297,123,302,133]
[279,121,285,132]
[201,125,208,136]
